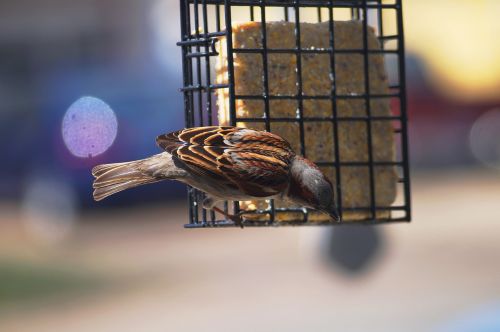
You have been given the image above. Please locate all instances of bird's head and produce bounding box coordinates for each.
[287,156,340,222]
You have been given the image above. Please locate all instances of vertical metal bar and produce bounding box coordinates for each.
[220,0,227,222]
[376,0,384,50]
[219,0,227,219]
[193,0,203,127]
[216,3,221,31]
[250,5,255,21]
[351,4,360,20]
[219,0,226,221]
[284,6,289,21]
[317,7,322,22]
[293,1,306,158]
[224,3,236,132]
[202,3,212,126]
[362,1,377,220]
[180,0,192,129]
[396,0,411,221]
[201,0,216,223]
[187,4,199,224]
[260,7,271,133]
[180,0,196,225]
[224,0,240,218]
[185,3,195,128]
[193,0,207,224]
[327,1,343,221]
[259,1,275,224]
[294,0,308,222]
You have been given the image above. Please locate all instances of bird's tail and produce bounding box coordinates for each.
[92,153,174,201]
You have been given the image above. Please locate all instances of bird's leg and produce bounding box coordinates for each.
[211,206,244,228]
[203,197,244,228]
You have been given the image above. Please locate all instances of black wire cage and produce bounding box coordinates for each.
[177,0,411,227]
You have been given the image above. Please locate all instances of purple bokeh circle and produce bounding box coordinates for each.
[62,96,118,158]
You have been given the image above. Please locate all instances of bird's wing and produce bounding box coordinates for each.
[155,126,229,153]
[156,126,294,197]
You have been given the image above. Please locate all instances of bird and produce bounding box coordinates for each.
[92,126,340,226]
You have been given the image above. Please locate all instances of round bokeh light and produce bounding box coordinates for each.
[62,96,118,158]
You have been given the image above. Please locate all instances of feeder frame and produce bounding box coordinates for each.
[177,0,411,227]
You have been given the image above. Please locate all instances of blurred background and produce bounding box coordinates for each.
[1,0,499,331]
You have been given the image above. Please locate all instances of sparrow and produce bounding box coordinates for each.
[92,126,340,225]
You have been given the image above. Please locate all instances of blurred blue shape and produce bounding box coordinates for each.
[42,64,186,207]
[62,96,117,158]
[435,302,500,332]
[322,225,384,275]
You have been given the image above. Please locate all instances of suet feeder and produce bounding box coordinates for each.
[177,0,411,227]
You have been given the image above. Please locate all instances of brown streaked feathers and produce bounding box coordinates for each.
[156,126,293,197]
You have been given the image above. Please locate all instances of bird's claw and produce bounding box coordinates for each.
[230,214,244,228]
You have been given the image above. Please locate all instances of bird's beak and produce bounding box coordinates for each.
[328,208,341,222]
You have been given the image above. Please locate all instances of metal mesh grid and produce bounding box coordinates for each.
[177,0,411,227]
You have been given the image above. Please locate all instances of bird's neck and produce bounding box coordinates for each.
[286,156,317,206]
